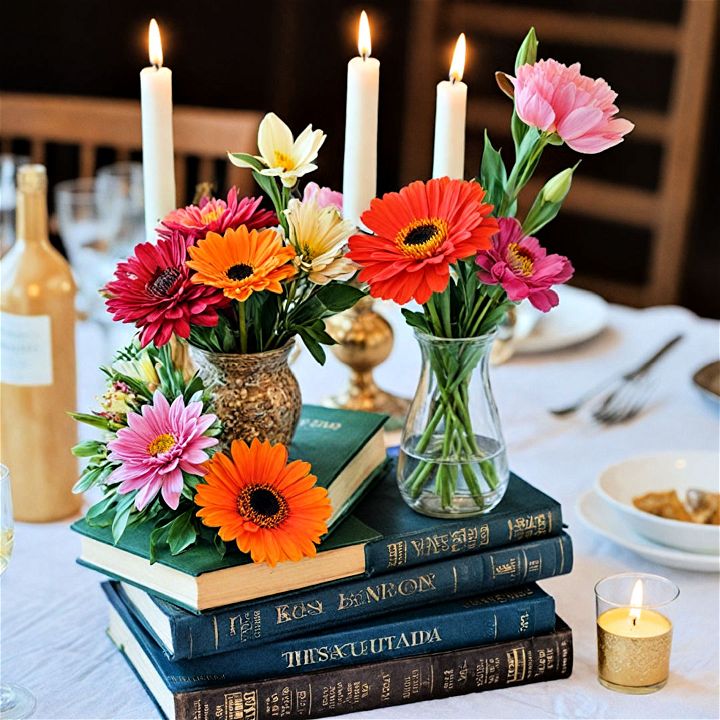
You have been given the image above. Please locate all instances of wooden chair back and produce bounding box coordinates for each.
[0,92,262,203]
[400,1,717,306]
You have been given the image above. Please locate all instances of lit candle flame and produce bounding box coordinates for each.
[449,33,466,83]
[358,10,372,59]
[629,579,643,625]
[149,18,163,68]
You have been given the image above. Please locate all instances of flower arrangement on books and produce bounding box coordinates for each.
[71,341,332,565]
[104,112,365,446]
[347,28,633,517]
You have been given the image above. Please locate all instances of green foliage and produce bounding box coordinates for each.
[70,339,225,559]
[478,132,507,212]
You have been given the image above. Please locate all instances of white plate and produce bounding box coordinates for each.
[515,285,609,354]
[596,451,720,555]
[576,490,720,573]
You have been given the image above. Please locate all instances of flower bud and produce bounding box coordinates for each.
[515,27,538,70]
[542,168,574,204]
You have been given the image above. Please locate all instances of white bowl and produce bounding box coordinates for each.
[596,452,720,555]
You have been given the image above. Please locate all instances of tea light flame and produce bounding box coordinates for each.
[449,33,466,83]
[149,18,163,68]
[629,578,644,625]
[358,11,372,59]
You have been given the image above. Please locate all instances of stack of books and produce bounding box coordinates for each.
[73,405,573,720]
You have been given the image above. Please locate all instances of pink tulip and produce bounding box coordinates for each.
[510,59,634,154]
[303,182,343,211]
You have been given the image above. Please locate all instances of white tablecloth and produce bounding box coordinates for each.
[2,303,719,720]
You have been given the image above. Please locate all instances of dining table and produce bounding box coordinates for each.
[2,297,718,720]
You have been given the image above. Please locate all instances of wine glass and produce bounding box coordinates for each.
[55,177,116,321]
[0,464,36,719]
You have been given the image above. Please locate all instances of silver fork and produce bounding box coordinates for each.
[592,375,655,425]
[550,334,683,417]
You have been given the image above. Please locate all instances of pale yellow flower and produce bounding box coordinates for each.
[113,352,160,392]
[229,113,326,188]
[284,198,357,285]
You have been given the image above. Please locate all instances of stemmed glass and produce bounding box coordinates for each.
[0,464,36,719]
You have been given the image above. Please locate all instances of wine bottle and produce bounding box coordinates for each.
[0,164,82,522]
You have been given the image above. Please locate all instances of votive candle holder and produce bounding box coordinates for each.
[595,573,679,694]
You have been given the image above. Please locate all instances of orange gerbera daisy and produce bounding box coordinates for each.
[194,439,332,566]
[187,226,297,302]
[347,178,498,305]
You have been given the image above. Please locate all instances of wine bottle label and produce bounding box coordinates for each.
[0,312,53,385]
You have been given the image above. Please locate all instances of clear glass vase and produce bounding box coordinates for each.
[397,330,510,518]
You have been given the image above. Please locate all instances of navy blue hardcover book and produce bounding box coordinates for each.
[119,530,572,660]
[105,580,556,681]
[76,451,563,613]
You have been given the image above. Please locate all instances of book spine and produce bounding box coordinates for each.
[169,591,556,683]
[364,504,563,574]
[169,534,572,660]
[173,627,573,720]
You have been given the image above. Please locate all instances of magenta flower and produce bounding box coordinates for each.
[510,59,634,154]
[159,187,277,243]
[108,392,218,511]
[303,182,343,212]
[476,217,574,312]
[104,231,228,347]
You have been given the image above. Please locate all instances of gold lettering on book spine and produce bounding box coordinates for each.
[386,540,408,567]
[224,690,258,720]
[507,511,551,541]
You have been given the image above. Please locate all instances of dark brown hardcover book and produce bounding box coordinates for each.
[108,592,573,720]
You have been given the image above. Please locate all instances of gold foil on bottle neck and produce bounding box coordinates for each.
[17,164,47,193]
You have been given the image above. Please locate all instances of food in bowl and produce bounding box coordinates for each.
[633,489,719,525]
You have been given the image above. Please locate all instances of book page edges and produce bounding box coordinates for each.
[80,536,368,611]
[108,606,176,720]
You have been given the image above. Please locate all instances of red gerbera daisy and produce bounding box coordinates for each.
[158,187,277,243]
[347,178,498,305]
[104,231,227,347]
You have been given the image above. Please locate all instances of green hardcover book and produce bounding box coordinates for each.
[72,405,387,611]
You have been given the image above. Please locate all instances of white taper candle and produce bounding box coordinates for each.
[140,19,176,241]
[432,34,468,180]
[342,11,380,229]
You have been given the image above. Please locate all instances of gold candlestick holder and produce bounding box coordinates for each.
[325,296,410,429]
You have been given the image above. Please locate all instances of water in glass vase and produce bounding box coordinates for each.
[397,331,510,518]
[399,434,509,518]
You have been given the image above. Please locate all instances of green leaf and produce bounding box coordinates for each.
[167,510,197,555]
[71,440,105,458]
[297,329,327,365]
[86,493,117,520]
[111,492,137,543]
[401,308,430,334]
[515,27,538,70]
[313,283,365,314]
[478,131,507,212]
[149,524,170,564]
[511,110,531,158]
[72,466,103,494]
[228,152,264,171]
[67,412,112,431]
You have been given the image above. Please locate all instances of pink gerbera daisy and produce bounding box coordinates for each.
[104,231,227,347]
[476,217,574,311]
[108,391,218,511]
[159,187,276,243]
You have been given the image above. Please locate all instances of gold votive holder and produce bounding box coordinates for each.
[595,573,679,694]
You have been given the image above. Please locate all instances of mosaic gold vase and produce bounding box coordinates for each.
[189,342,301,448]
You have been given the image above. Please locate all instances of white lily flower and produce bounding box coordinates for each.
[284,198,358,285]
[229,113,326,188]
